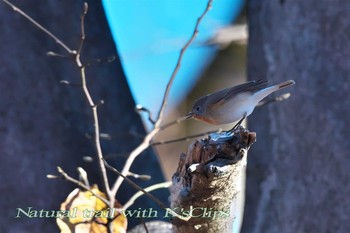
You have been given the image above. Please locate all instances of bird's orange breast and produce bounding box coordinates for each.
[192,114,219,125]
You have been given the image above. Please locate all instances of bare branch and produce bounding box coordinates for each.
[59,80,82,87]
[2,0,74,54]
[127,172,151,181]
[111,130,159,195]
[154,0,213,128]
[103,159,167,210]
[140,218,149,233]
[104,159,190,221]
[77,2,88,56]
[158,115,192,131]
[74,3,111,198]
[3,0,111,195]
[123,181,172,210]
[151,128,223,146]
[47,166,110,205]
[85,56,116,67]
[135,105,156,125]
[4,0,213,225]
[111,0,214,197]
[47,51,71,59]
[77,166,90,187]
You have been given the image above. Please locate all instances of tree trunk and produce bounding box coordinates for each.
[0,1,167,232]
[170,127,255,233]
[242,1,350,233]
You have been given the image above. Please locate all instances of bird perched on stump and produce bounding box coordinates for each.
[187,79,295,129]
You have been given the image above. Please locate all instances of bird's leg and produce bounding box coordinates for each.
[230,116,246,131]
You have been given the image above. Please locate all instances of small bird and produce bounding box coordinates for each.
[187,79,295,128]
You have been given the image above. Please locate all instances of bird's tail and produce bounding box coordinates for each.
[253,80,295,103]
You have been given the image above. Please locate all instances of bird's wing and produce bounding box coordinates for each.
[207,79,268,107]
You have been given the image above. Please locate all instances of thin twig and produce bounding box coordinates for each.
[151,129,222,146]
[47,51,70,59]
[47,166,110,205]
[2,0,74,54]
[80,71,114,232]
[4,2,123,232]
[77,166,90,187]
[123,181,172,210]
[59,80,82,87]
[135,105,156,125]
[4,0,211,224]
[111,0,214,197]
[3,0,111,200]
[140,218,149,233]
[154,0,213,128]
[158,115,192,131]
[77,2,88,56]
[104,160,190,221]
[103,159,167,209]
[127,172,151,181]
[74,3,111,203]
[85,56,116,67]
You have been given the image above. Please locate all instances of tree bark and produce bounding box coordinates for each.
[0,1,167,232]
[170,127,255,233]
[242,1,350,233]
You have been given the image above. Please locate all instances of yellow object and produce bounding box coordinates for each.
[57,185,127,233]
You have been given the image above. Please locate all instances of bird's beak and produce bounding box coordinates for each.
[185,112,194,119]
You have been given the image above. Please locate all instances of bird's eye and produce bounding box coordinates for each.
[195,106,201,112]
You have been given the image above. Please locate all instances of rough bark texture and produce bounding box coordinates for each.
[170,127,255,233]
[128,221,173,233]
[0,1,167,232]
[242,1,350,233]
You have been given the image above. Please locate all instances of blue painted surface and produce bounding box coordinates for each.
[102,2,244,232]
[102,0,243,117]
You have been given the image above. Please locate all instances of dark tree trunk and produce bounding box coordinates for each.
[0,1,167,232]
[242,1,350,233]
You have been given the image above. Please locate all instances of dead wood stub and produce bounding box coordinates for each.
[169,126,255,233]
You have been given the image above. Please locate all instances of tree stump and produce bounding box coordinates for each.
[170,127,256,233]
